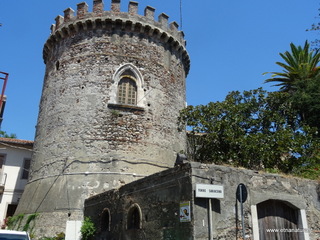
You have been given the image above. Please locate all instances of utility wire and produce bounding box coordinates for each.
[180,0,183,29]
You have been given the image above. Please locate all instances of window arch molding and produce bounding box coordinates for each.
[126,203,143,230]
[108,63,145,108]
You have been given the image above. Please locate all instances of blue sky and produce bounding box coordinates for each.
[0,0,318,140]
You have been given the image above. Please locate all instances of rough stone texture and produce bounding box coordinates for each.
[85,163,194,240]
[15,0,190,238]
[191,163,320,240]
[84,162,320,240]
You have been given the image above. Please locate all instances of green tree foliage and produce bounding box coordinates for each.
[40,232,65,240]
[80,217,96,240]
[307,9,320,49]
[0,130,16,138]
[264,41,320,132]
[178,88,320,177]
[290,75,320,131]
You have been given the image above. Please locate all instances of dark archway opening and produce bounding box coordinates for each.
[101,208,111,232]
[127,206,141,230]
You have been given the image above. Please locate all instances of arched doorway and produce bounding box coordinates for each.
[257,199,303,240]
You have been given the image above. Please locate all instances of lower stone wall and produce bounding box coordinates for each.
[84,162,320,240]
[85,163,194,240]
[8,211,83,240]
[190,162,320,240]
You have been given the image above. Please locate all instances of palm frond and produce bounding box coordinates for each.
[264,41,320,92]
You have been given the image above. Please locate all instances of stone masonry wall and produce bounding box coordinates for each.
[192,163,320,239]
[84,162,320,240]
[85,163,194,240]
[15,1,190,238]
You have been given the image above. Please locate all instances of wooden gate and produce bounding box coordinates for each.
[257,199,303,240]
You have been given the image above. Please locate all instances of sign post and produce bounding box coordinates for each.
[236,183,247,240]
[195,184,224,240]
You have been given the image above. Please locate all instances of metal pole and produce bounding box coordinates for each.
[240,185,245,240]
[208,199,213,240]
[0,72,8,112]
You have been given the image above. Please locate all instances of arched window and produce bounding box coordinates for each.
[100,208,111,232]
[127,204,142,230]
[108,64,145,108]
[117,76,137,105]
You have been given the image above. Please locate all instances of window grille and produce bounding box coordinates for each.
[117,77,137,105]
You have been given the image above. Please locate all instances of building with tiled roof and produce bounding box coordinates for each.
[0,138,33,227]
[0,138,33,147]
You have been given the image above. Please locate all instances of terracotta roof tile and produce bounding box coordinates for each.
[0,137,34,146]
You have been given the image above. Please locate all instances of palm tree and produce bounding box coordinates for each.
[264,41,320,92]
[264,41,320,132]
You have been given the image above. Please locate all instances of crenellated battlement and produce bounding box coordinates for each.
[51,0,180,34]
[44,0,190,73]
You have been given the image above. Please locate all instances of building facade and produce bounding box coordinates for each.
[0,138,33,228]
[16,0,190,237]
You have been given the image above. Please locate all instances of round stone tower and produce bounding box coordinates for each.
[16,0,190,236]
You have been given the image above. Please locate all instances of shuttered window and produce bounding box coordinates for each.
[21,158,31,179]
[117,77,137,105]
[0,155,4,169]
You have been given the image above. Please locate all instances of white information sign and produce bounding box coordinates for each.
[195,184,224,199]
